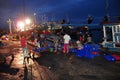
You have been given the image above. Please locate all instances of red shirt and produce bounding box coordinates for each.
[20,37,27,47]
[80,36,83,42]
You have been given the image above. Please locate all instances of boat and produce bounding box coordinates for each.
[102,21,120,52]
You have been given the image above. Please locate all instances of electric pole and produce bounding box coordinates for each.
[7,18,12,34]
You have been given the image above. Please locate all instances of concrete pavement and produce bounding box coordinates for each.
[0,40,57,80]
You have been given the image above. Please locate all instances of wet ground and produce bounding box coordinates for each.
[0,40,120,80]
[36,51,120,80]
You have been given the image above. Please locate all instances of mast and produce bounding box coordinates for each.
[66,14,70,24]
[106,0,109,17]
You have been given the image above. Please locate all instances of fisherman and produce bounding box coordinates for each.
[20,35,30,64]
[54,36,60,53]
[76,40,83,50]
[63,32,71,55]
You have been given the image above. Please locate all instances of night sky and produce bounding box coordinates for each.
[0,0,120,29]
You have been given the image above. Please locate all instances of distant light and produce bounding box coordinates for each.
[34,13,36,16]
[85,26,88,28]
[25,18,31,24]
[17,21,24,27]
[17,21,25,31]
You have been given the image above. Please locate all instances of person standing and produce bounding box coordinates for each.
[34,38,38,47]
[0,38,2,46]
[54,37,60,53]
[76,40,83,50]
[20,36,29,64]
[40,33,45,47]
[63,32,71,55]
[79,34,83,44]
[87,34,92,43]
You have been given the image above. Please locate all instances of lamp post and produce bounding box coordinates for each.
[34,13,37,28]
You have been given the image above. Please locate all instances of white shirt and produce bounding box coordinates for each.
[63,34,71,44]
[87,36,92,42]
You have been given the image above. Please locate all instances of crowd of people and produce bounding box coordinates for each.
[30,30,93,53]
[0,29,94,65]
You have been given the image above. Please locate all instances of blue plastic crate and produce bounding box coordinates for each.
[84,53,95,59]
[104,54,116,61]
[32,48,40,52]
[69,48,77,53]
[76,53,84,58]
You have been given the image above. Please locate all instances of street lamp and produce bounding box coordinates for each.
[25,18,31,24]
[17,21,25,31]
[17,18,31,31]
[25,18,31,30]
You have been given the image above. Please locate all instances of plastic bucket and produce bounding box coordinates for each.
[50,48,54,52]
